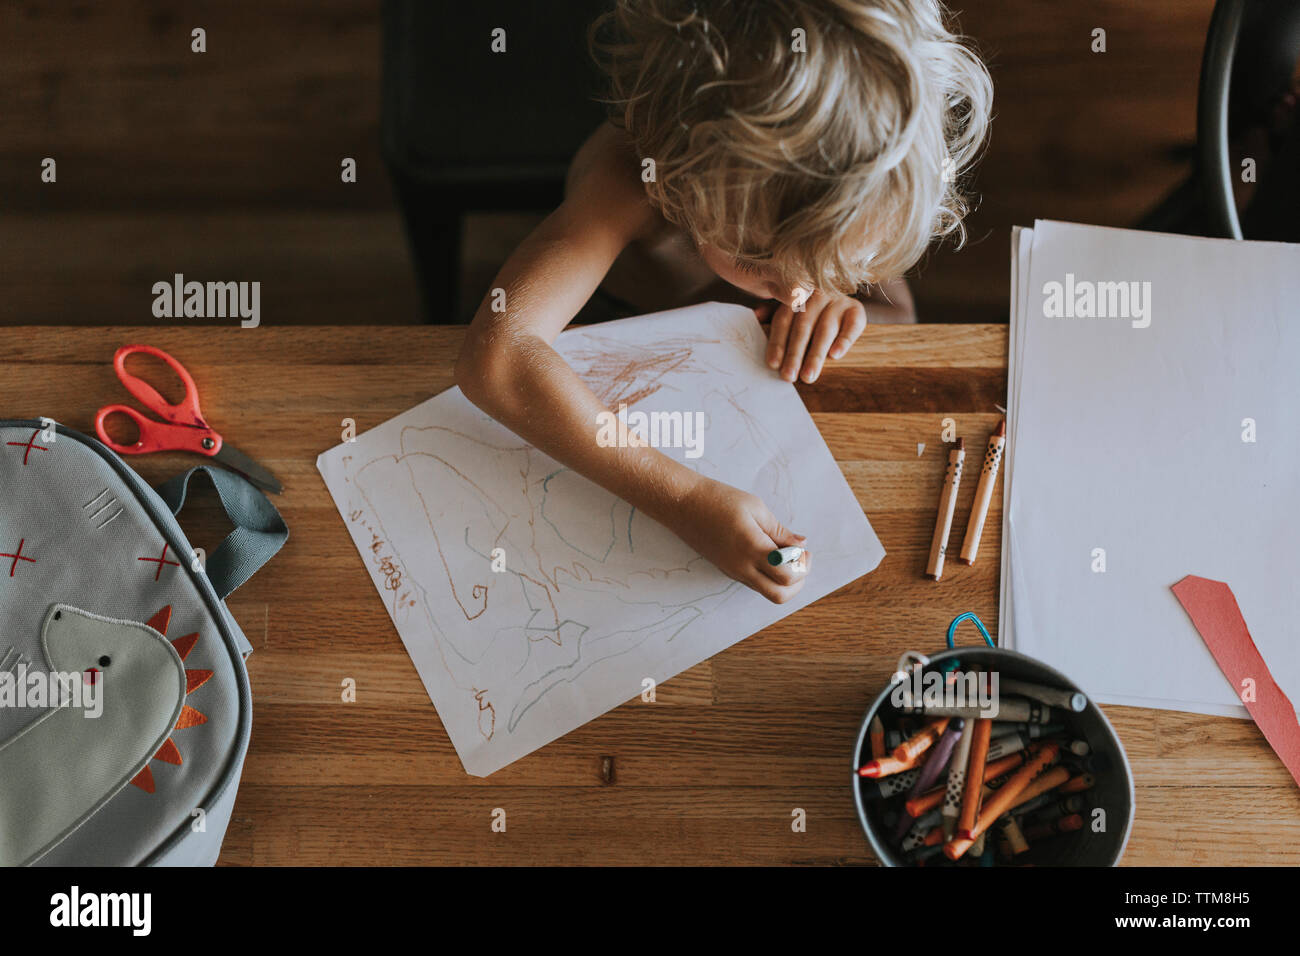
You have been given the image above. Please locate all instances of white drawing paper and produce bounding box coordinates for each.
[317,302,885,775]
[1001,221,1300,717]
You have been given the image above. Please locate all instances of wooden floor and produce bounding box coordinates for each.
[4,325,1296,866]
[1,1,1217,325]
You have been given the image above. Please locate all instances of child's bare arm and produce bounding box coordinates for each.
[454,139,807,602]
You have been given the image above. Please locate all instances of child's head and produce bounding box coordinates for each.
[592,0,992,300]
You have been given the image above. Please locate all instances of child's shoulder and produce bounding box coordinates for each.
[564,122,663,241]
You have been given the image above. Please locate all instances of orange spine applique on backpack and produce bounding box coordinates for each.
[128,605,212,794]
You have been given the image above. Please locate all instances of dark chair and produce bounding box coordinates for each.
[1139,0,1300,240]
[381,0,610,322]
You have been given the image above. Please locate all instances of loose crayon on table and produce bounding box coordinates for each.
[947,743,1061,858]
[892,717,951,763]
[925,438,965,580]
[957,718,994,837]
[1000,677,1087,712]
[958,420,1005,565]
[869,715,886,760]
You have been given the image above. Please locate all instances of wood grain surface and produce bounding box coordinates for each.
[2,323,1296,866]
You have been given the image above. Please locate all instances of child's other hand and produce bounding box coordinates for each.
[667,475,811,604]
[762,291,866,384]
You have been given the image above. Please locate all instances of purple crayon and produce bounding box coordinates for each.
[893,718,966,843]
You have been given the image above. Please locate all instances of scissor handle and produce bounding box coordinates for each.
[113,344,208,429]
[94,404,222,457]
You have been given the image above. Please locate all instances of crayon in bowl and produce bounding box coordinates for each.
[852,652,1133,866]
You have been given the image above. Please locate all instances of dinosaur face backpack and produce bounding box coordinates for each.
[0,418,287,866]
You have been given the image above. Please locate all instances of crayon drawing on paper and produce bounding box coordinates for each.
[317,303,884,775]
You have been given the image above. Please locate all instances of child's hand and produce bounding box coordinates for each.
[761,291,866,384]
[665,475,811,604]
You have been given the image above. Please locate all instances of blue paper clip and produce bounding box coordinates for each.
[941,611,995,673]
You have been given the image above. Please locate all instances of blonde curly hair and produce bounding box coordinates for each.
[590,0,992,294]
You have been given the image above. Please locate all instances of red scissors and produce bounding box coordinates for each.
[94,344,283,495]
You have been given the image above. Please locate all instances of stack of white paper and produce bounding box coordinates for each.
[1001,221,1300,718]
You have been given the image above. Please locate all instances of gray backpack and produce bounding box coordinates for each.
[0,419,287,866]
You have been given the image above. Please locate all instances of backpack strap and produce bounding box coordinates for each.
[155,466,288,601]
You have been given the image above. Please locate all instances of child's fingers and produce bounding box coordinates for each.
[800,308,844,383]
[780,303,821,382]
[748,507,810,585]
[754,301,777,324]
[829,301,867,359]
[744,565,808,604]
[766,304,793,369]
[752,505,802,549]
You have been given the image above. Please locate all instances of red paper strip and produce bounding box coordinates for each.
[1171,575,1300,788]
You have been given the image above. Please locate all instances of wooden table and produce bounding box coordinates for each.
[3,325,1296,865]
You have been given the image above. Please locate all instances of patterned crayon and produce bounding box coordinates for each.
[942,713,976,838]
[958,420,1005,565]
[901,808,943,852]
[905,751,1031,818]
[859,767,922,802]
[926,438,965,580]
[892,717,951,763]
[893,720,965,841]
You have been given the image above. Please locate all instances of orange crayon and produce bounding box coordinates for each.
[956,718,993,836]
[858,750,925,779]
[1007,765,1071,811]
[869,715,886,761]
[904,751,1030,818]
[1060,773,1095,795]
[892,717,951,763]
[946,743,1060,860]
